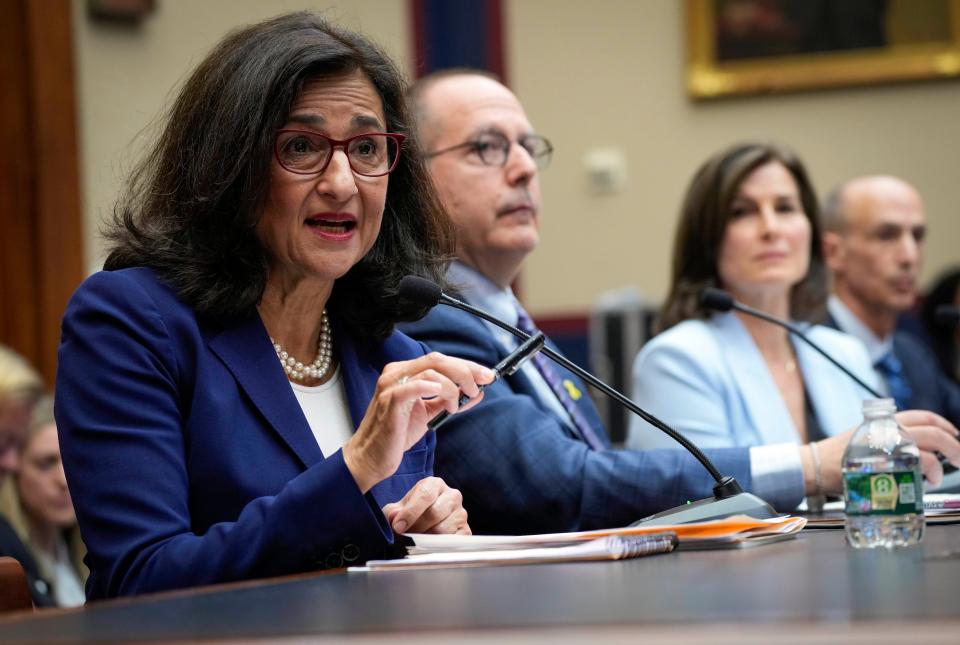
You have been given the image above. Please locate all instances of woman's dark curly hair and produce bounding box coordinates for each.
[103,11,453,341]
[658,142,827,332]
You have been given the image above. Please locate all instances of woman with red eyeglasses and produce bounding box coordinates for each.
[55,12,491,600]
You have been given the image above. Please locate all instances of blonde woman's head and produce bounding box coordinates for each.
[16,398,75,530]
[0,345,44,478]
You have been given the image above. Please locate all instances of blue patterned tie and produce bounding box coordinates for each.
[874,352,913,411]
[514,305,606,451]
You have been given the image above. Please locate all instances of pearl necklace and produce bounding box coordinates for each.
[271,310,333,382]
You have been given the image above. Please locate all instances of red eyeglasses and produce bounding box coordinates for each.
[274,129,406,177]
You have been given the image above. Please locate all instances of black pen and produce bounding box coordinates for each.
[427,332,546,431]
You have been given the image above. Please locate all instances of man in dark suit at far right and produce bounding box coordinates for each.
[822,176,960,426]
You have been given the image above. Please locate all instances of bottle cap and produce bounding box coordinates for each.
[862,397,896,416]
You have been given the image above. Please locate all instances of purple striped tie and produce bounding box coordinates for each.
[515,306,606,451]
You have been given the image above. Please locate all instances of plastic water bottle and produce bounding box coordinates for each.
[842,398,924,548]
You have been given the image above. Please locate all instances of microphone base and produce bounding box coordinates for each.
[628,492,778,527]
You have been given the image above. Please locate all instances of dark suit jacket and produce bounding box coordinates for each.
[893,331,960,426]
[400,306,780,535]
[56,268,433,599]
[824,314,960,426]
[0,514,53,607]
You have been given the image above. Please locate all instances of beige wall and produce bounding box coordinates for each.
[74,0,959,312]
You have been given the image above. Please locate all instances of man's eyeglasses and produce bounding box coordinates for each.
[424,131,553,169]
[274,129,406,177]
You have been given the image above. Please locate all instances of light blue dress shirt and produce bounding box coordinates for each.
[827,295,893,397]
[446,261,575,430]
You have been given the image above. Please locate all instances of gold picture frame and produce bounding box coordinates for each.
[687,0,960,99]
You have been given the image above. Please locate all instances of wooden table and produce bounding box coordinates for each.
[2,525,959,643]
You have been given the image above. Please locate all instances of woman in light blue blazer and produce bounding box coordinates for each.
[627,143,879,452]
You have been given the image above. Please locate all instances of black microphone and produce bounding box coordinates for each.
[400,275,444,308]
[399,275,778,526]
[700,287,884,400]
[935,305,960,329]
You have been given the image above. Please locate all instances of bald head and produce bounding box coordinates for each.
[824,176,924,233]
[822,175,927,335]
[411,70,510,148]
[409,71,543,288]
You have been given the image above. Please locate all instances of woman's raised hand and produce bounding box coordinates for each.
[343,352,494,493]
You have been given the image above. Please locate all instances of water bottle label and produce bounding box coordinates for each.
[844,471,923,516]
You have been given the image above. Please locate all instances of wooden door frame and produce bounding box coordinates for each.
[0,0,85,388]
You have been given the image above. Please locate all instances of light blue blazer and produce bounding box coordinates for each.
[626,312,880,450]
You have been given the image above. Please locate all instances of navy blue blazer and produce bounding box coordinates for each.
[56,268,434,599]
[824,314,960,426]
[400,306,780,535]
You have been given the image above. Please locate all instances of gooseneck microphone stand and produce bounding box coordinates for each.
[400,275,779,526]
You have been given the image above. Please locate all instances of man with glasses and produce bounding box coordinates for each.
[399,70,822,533]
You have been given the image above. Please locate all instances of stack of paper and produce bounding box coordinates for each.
[919,493,960,514]
[576,514,806,550]
[804,493,960,529]
[354,514,806,572]
[360,532,677,571]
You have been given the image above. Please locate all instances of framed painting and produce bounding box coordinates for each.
[686,0,960,98]
[87,0,155,23]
